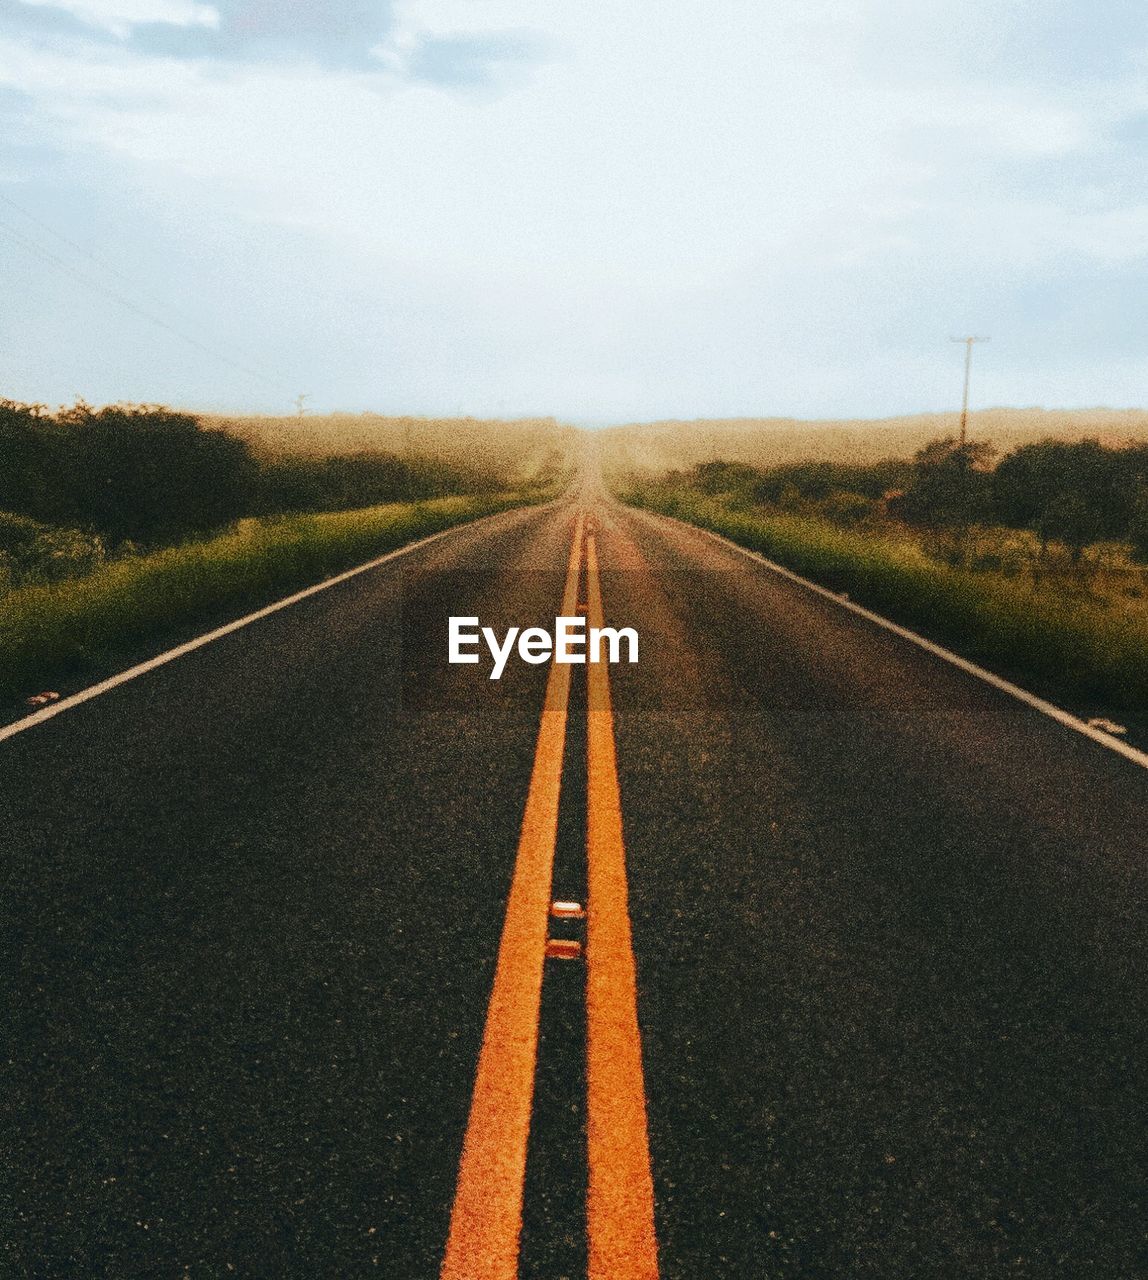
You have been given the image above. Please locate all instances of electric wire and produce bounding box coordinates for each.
[0,206,283,392]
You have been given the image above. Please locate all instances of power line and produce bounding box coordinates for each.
[0,190,282,386]
[0,189,271,374]
[0,208,284,394]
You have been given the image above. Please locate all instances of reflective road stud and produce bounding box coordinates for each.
[545,939,583,961]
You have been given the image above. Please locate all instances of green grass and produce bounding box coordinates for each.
[625,485,1148,720]
[0,493,537,706]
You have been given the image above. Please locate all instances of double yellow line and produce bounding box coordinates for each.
[441,512,659,1280]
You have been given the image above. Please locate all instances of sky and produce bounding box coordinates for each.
[2,0,1148,423]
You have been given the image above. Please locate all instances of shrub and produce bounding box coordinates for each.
[1129,485,1148,564]
[623,484,1148,717]
[0,511,106,587]
[0,493,532,704]
[815,490,874,528]
[899,439,996,529]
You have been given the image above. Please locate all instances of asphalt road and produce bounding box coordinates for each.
[2,486,1147,1278]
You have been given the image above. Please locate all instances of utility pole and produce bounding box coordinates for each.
[950,337,989,446]
[294,392,310,419]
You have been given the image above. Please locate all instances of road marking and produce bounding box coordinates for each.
[0,504,546,747]
[649,510,1148,774]
[440,512,585,1280]
[545,938,584,960]
[584,532,660,1280]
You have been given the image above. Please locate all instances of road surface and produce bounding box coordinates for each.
[2,482,1147,1277]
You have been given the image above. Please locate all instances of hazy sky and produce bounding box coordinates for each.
[2,0,1148,422]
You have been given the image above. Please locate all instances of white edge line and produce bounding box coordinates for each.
[0,503,539,746]
[645,507,1148,774]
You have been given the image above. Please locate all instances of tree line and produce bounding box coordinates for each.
[1,399,496,545]
[0,400,498,583]
[687,436,1148,561]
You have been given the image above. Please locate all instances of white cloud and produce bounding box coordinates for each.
[3,0,1148,416]
[18,0,219,39]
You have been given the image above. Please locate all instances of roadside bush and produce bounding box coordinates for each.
[899,439,996,529]
[0,493,532,704]
[53,402,258,546]
[815,490,874,528]
[0,399,503,553]
[0,511,106,587]
[691,461,763,498]
[752,459,912,503]
[0,401,58,521]
[1127,485,1148,564]
[255,451,494,514]
[624,484,1148,718]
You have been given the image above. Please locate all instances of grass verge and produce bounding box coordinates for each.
[0,493,537,707]
[625,485,1148,722]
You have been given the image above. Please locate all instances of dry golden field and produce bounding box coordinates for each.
[211,412,577,487]
[598,408,1148,477]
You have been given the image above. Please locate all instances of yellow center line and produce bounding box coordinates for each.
[585,531,661,1280]
[440,511,585,1280]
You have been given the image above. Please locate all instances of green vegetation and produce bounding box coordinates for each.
[0,493,538,705]
[0,398,570,705]
[2,400,258,549]
[0,511,107,591]
[621,448,1148,721]
[0,399,522,559]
